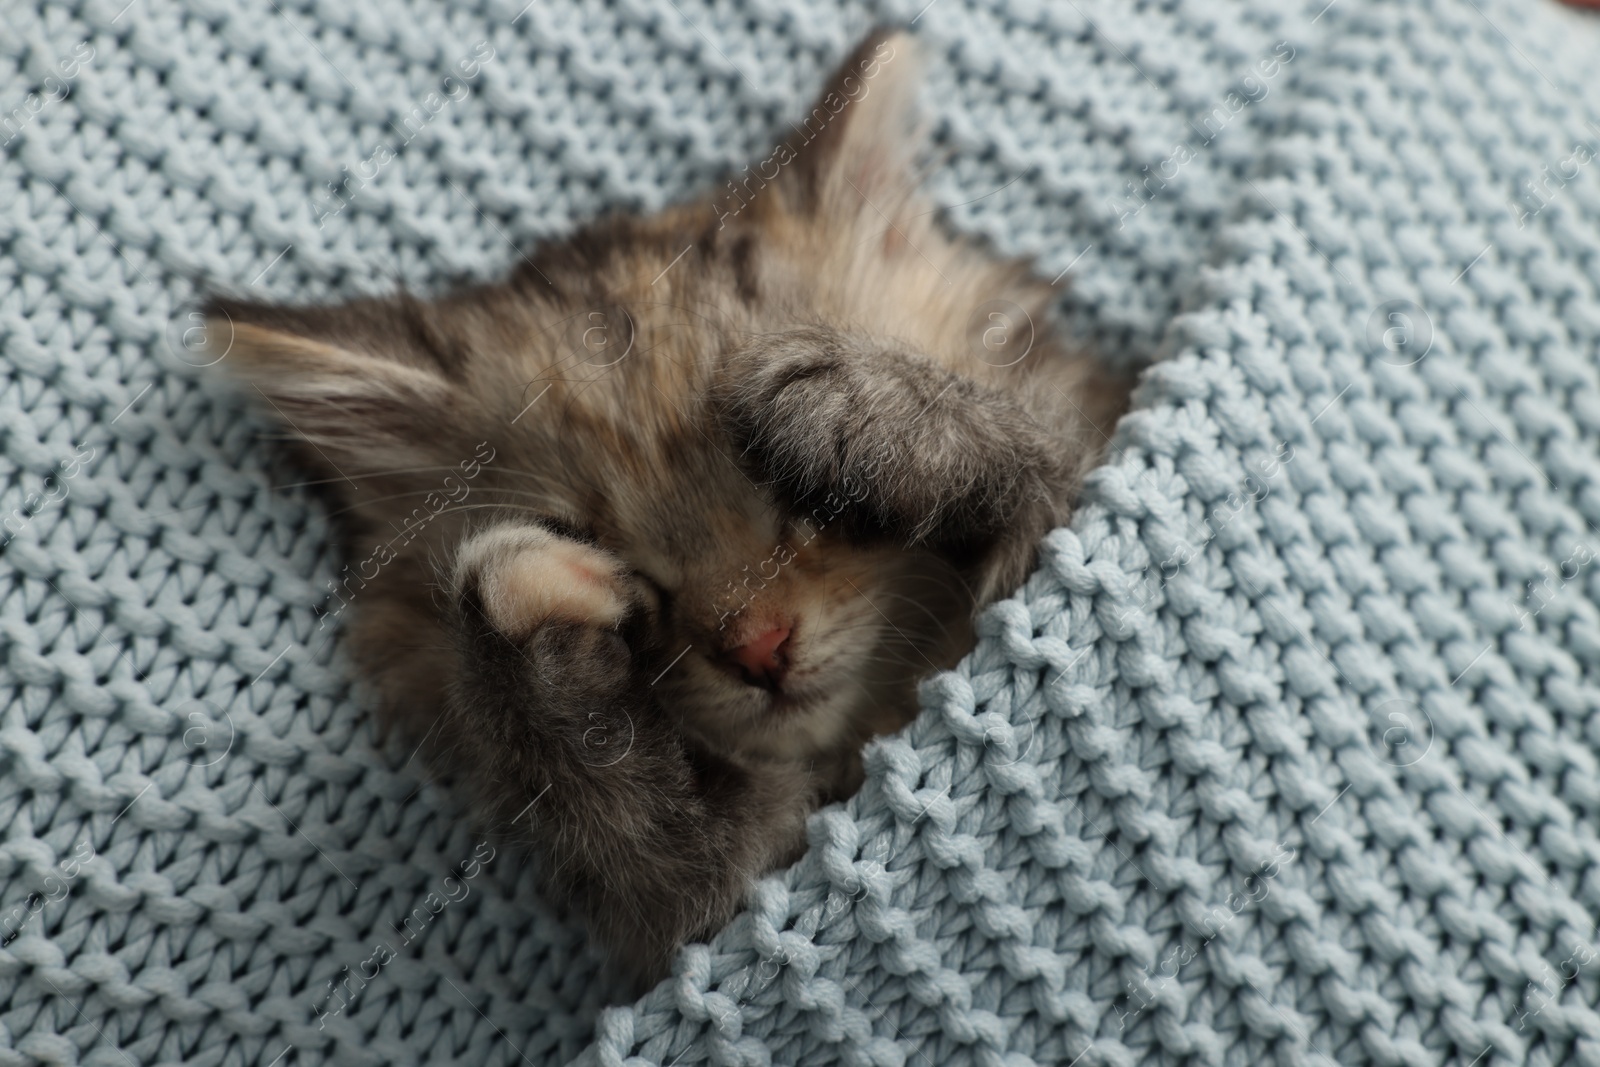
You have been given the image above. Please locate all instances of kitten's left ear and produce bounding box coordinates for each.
[204,295,457,476]
[772,29,927,221]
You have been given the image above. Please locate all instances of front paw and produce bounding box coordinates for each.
[715,328,1057,549]
[450,523,644,712]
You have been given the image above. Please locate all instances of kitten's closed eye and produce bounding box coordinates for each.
[210,28,1128,983]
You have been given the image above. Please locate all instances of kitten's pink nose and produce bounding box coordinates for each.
[724,626,792,690]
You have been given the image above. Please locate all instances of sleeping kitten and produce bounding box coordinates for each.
[208,29,1128,982]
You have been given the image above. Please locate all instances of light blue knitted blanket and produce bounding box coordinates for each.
[4,0,1600,1064]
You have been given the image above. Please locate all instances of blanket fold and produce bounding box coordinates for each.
[3,0,1598,1065]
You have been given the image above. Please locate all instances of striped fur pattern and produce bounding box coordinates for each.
[209,30,1128,981]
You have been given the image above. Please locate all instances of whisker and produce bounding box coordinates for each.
[321,486,559,523]
[321,489,458,521]
[271,465,474,491]
[867,589,956,637]
[270,463,553,491]
[428,501,567,523]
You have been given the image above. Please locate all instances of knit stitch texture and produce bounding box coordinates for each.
[3,1,1600,1065]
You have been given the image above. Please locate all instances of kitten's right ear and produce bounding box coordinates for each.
[773,28,926,222]
[204,295,456,473]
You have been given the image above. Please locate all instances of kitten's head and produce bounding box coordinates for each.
[207,31,1111,774]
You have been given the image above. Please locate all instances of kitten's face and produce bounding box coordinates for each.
[212,33,1117,779]
[433,290,981,765]
[593,468,971,762]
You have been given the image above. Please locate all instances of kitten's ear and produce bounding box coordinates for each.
[776,29,926,221]
[205,295,456,473]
